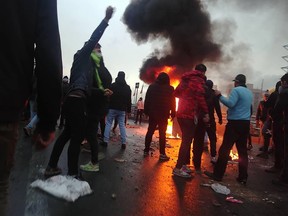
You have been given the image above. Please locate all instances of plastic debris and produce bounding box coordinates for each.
[211,183,231,195]
[30,175,92,202]
[226,196,243,204]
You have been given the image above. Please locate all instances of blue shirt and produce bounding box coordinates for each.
[220,86,253,120]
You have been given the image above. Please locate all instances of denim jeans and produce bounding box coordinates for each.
[104,109,126,144]
[25,114,39,129]
[0,122,19,216]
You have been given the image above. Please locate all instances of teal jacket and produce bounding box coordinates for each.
[220,86,253,120]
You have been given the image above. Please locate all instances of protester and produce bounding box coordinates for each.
[134,97,144,124]
[101,71,131,149]
[256,90,272,159]
[265,81,284,173]
[271,73,288,186]
[0,1,62,215]
[204,79,222,163]
[58,76,70,129]
[45,6,114,178]
[80,43,112,172]
[204,74,253,185]
[143,72,176,161]
[172,64,209,178]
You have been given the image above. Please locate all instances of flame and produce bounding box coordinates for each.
[229,150,239,161]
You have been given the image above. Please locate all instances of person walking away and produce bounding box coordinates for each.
[45,6,114,178]
[80,43,112,172]
[204,74,253,185]
[135,97,144,124]
[0,1,62,215]
[172,64,209,178]
[101,71,131,149]
[143,72,176,161]
[205,79,222,163]
[256,91,272,159]
[58,76,70,129]
[271,73,288,186]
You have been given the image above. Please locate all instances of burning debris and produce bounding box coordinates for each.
[123,0,222,83]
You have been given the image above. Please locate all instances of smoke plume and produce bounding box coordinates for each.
[123,0,222,84]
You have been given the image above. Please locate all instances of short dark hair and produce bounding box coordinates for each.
[195,64,207,73]
[280,73,288,83]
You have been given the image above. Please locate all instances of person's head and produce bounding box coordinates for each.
[156,72,170,85]
[195,64,207,73]
[280,73,288,88]
[206,79,213,89]
[263,90,270,101]
[116,71,125,81]
[233,74,246,87]
[93,43,102,56]
[62,76,69,83]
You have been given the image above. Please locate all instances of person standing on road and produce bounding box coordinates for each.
[143,72,176,161]
[172,64,209,178]
[0,1,62,215]
[45,6,114,178]
[204,74,253,185]
[101,71,131,150]
[134,97,144,124]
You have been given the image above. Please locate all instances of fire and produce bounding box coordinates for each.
[229,150,239,161]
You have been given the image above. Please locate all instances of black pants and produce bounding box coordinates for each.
[176,118,197,169]
[272,121,284,169]
[206,121,217,157]
[48,96,86,175]
[86,117,101,164]
[213,120,250,180]
[280,125,288,182]
[135,109,144,124]
[144,116,168,155]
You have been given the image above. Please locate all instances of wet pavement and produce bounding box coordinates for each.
[6,120,288,216]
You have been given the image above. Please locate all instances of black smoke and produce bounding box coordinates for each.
[123,0,222,84]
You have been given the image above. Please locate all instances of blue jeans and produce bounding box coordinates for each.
[25,114,39,129]
[104,109,126,144]
[0,122,19,216]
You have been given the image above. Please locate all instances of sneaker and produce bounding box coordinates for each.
[80,162,99,172]
[159,154,170,161]
[44,166,62,177]
[211,157,217,164]
[181,165,192,173]
[172,167,192,178]
[121,144,126,150]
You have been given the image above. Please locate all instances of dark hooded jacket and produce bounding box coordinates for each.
[1,0,62,132]
[108,75,131,112]
[144,73,176,119]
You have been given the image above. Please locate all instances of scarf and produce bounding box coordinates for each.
[90,51,104,90]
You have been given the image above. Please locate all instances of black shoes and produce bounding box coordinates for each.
[121,144,126,150]
[203,171,222,181]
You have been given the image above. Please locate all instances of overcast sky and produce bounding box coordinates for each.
[58,0,288,93]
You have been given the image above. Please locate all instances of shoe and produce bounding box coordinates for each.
[100,141,108,148]
[265,166,281,173]
[203,171,222,181]
[172,167,192,178]
[159,154,170,161]
[121,144,126,150]
[181,165,193,173]
[23,127,32,136]
[44,166,62,177]
[236,177,247,185]
[256,152,269,159]
[211,157,217,164]
[80,161,99,172]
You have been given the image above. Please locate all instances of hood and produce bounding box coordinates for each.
[156,72,170,85]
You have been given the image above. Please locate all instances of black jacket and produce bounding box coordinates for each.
[144,73,176,119]
[108,78,131,112]
[206,87,222,123]
[1,0,62,132]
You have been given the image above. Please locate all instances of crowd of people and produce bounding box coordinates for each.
[1,2,288,216]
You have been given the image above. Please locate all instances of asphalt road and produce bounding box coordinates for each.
[6,120,288,216]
